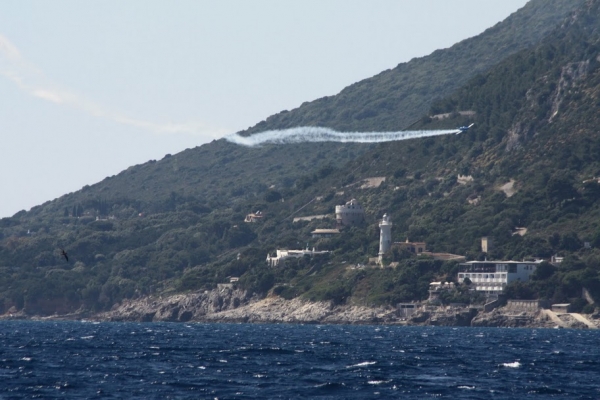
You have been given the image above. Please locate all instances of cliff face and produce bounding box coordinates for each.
[97,289,400,325]
[97,288,254,323]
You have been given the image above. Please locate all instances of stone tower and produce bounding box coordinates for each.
[378,214,392,263]
[335,199,365,227]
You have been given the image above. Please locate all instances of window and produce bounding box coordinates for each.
[459,274,464,278]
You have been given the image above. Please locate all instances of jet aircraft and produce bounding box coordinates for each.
[455,123,474,134]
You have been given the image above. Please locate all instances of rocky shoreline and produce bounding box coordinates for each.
[2,287,598,329]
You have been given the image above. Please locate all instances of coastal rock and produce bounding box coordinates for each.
[471,309,550,328]
[97,289,399,325]
[201,296,398,325]
[23,289,598,330]
[409,309,477,326]
[97,287,252,322]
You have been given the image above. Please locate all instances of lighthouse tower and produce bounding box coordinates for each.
[378,214,392,264]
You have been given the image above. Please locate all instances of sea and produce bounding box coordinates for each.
[0,321,598,399]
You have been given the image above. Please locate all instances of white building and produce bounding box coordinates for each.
[335,199,365,227]
[457,260,542,294]
[311,228,340,238]
[266,247,329,267]
[378,214,392,264]
[244,211,264,223]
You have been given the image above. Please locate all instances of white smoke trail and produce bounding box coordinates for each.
[0,33,226,138]
[225,126,460,147]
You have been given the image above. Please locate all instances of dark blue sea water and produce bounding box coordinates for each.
[0,322,598,399]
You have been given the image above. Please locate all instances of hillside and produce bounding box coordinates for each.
[0,0,594,316]
[241,0,584,134]
[250,0,600,307]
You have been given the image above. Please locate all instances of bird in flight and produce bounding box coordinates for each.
[60,249,69,262]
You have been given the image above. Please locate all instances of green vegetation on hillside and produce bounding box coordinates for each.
[0,0,598,316]
[240,0,584,134]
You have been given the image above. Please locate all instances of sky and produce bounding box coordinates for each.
[0,0,529,219]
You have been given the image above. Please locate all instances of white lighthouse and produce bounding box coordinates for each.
[378,214,392,264]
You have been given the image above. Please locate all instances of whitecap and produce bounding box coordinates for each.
[20,357,32,361]
[501,361,521,368]
[347,361,376,368]
[81,336,94,340]
[458,385,475,390]
[368,380,389,385]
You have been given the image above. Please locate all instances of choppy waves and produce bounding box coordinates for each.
[0,322,598,398]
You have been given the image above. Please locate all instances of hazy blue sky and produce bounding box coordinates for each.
[1,0,529,218]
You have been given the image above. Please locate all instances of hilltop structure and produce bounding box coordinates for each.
[335,199,365,227]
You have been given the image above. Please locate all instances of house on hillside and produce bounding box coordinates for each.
[393,239,427,254]
[244,211,264,223]
[311,228,340,238]
[266,247,329,267]
[457,260,542,295]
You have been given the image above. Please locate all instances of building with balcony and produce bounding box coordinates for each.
[457,260,542,294]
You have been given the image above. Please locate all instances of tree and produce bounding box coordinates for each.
[265,190,282,203]
[560,232,582,252]
[546,172,578,205]
[532,261,556,280]
[504,281,535,299]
